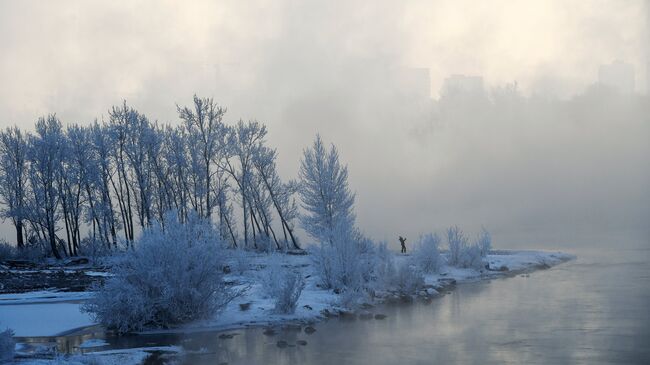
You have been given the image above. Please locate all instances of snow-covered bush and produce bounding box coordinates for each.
[0,326,14,362]
[476,227,491,257]
[0,239,47,262]
[78,237,112,265]
[309,216,364,291]
[371,242,396,289]
[411,233,443,273]
[19,243,49,261]
[82,212,239,333]
[447,225,468,266]
[447,226,486,270]
[259,256,305,314]
[368,243,424,296]
[229,247,250,275]
[459,243,484,270]
[255,234,273,253]
[391,261,425,296]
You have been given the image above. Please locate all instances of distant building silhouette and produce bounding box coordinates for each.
[598,60,635,94]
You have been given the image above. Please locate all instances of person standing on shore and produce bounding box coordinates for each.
[399,236,407,253]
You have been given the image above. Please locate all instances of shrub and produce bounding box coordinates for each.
[309,216,364,291]
[229,247,250,275]
[0,326,14,362]
[391,261,425,295]
[411,233,443,273]
[476,227,491,257]
[337,286,366,308]
[82,211,240,333]
[369,243,424,296]
[0,239,48,262]
[78,237,112,266]
[459,243,484,270]
[447,226,487,270]
[0,241,14,261]
[255,234,273,253]
[259,256,305,314]
[447,225,468,266]
[371,242,396,289]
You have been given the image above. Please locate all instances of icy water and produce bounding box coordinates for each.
[174,244,650,365]
[16,243,650,364]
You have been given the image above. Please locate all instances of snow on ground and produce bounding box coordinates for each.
[143,249,575,335]
[1,250,574,340]
[417,250,576,286]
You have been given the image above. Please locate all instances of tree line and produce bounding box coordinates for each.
[0,96,302,259]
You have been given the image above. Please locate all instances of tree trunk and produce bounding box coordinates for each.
[15,220,24,248]
[49,226,61,259]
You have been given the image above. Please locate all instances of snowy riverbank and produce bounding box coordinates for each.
[167,249,575,334]
[2,249,574,364]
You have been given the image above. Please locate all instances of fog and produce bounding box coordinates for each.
[0,0,648,248]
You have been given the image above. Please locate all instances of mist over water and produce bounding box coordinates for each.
[17,244,649,364]
[0,0,648,250]
[175,245,650,365]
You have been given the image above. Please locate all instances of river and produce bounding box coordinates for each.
[12,242,650,364]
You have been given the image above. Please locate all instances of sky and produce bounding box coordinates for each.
[0,0,648,249]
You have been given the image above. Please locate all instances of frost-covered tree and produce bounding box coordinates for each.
[82,211,239,333]
[59,124,93,256]
[26,115,66,259]
[0,97,363,261]
[121,109,154,229]
[223,120,267,248]
[162,126,190,220]
[177,95,227,219]
[143,123,174,226]
[299,134,355,245]
[253,145,300,249]
[249,174,276,250]
[88,122,119,247]
[108,102,137,242]
[0,127,28,248]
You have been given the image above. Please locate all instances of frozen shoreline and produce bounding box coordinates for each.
[148,249,575,336]
[4,249,575,364]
